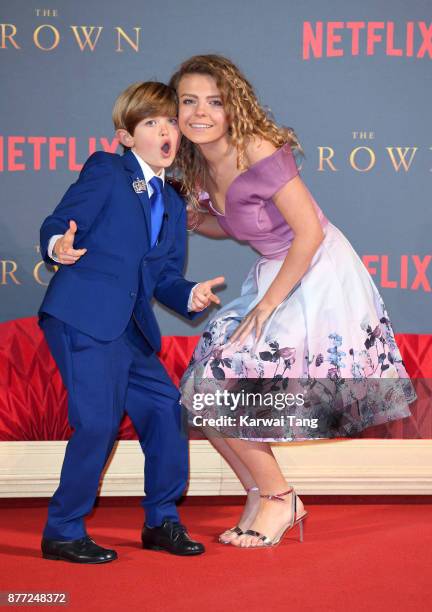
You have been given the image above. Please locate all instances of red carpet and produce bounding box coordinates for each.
[0,497,431,611]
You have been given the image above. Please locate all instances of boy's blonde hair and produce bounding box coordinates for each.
[112,81,177,146]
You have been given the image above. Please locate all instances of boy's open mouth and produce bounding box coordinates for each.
[161,141,171,156]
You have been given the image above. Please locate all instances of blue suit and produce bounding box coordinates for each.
[39,150,201,540]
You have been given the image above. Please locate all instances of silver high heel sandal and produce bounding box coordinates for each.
[218,486,260,544]
[239,486,308,547]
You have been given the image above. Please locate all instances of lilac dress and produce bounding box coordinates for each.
[180,144,416,441]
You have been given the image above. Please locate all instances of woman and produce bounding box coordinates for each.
[169,55,416,548]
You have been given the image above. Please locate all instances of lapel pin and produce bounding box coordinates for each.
[132,177,147,193]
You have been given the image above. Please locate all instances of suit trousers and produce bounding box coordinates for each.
[40,314,188,540]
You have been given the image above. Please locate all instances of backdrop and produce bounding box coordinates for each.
[1,0,430,337]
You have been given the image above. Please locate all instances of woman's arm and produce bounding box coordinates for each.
[187,206,229,239]
[230,174,324,345]
[261,175,324,307]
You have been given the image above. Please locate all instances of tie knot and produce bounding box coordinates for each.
[149,176,163,195]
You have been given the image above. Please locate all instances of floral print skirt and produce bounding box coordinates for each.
[180,222,416,441]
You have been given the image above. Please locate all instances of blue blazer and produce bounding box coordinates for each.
[39,150,201,351]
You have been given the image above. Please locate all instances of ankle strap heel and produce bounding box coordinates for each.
[241,486,307,547]
[259,487,293,501]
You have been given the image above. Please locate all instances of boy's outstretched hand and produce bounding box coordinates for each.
[190,276,225,312]
[53,220,87,265]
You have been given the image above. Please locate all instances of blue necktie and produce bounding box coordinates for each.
[149,176,165,247]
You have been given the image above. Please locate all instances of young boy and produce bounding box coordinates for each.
[39,81,223,563]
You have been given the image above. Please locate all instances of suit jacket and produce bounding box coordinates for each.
[39,149,201,351]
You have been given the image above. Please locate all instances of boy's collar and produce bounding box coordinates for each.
[131,150,165,186]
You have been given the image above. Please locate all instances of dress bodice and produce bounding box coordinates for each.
[208,143,328,260]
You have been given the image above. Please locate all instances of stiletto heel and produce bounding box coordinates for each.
[299,518,304,543]
[218,486,260,544]
[239,486,308,548]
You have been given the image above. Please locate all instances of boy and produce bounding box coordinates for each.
[39,81,223,563]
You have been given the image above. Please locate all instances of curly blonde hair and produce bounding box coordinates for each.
[168,54,302,209]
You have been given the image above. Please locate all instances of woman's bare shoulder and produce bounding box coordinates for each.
[244,136,277,166]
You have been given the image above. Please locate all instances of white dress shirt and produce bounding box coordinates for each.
[131,149,166,195]
[47,149,199,312]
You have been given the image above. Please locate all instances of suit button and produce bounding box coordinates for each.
[142,261,147,267]
[130,292,136,298]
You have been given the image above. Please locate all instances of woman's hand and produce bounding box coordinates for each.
[186,203,229,238]
[228,299,277,347]
[186,205,205,231]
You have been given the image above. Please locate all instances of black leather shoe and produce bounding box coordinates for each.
[142,520,205,556]
[41,535,117,564]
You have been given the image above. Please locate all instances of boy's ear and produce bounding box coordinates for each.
[116,128,134,148]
